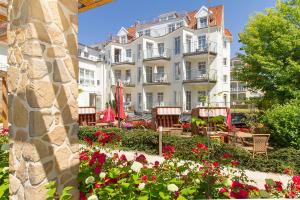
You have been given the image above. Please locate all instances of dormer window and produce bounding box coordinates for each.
[168,14,176,20]
[145,29,151,36]
[199,17,208,28]
[84,52,89,58]
[168,23,176,33]
[120,36,126,44]
[159,16,167,22]
[138,31,143,37]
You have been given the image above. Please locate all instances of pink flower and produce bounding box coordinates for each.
[162,145,175,159]
[292,176,300,185]
[94,165,102,174]
[152,175,157,182]
[136,154,148,164]
[196,143,208,151]
[154,161,160,167]
[120,154,127,162]
[94,183,102,188]
[213,161,220,168]
[232,181,243,189]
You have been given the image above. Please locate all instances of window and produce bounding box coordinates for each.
[125,70,131,81]
[137,93,142,110]
[223,58,227,66]
[186,61,192,80]
[125,94,131,103]
[79,68,95,86]
[146,93,153,110]
[120,36,126,44]
[97,80,100,86]
[175,36,181,55]
[186,35,192,53]
[224,94,228,107]
[186,91,191,110]
[145,29,151,36]
[138,31,143,37]
[223,40,227,48]
[78,49,82,56]
[174,62,180,80]
[84,52,89,58]
[173,91,177,105]
[159,16,167,22]
[198,35,207,50]
[126,49,132,58]
[199,17,208,28]
[176,21,183,28]
[138,67,142,83]
[158,43,164,56]
[114,70,121,81]
[137,44,142,60]
[198,91,206,103]
[198,62,206,75]
[223,75,227,83]
[168,23,176,33]
[157,93,164,106]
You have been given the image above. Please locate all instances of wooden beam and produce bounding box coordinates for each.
[2,75,8,129]
[79,0,112,13]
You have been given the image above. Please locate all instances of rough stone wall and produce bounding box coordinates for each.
[7,0,79,199]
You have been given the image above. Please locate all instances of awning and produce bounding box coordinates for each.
[157,107,181,115]
[79,107,96,114]
[199,108,227,117]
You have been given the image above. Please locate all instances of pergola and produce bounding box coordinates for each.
[1,0,112,199]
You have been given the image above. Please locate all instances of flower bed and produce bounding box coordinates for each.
[78,135,300,199]
[0,129,9,199]
[79,127,300,174]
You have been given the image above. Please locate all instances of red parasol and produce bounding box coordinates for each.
[226,108,232,131]
[102,107,115,123]
[115,81,126,120]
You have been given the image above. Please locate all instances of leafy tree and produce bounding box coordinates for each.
[237,0,300,107]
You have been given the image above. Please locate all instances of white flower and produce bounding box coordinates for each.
[138,183,145,190]
[85,176,95,184]
[182,170,189,176]
[131,161,143,173]
[177,161,185,167]
[195,179,200,184]
[167,184,179,192]
[169,162,174,167]
[87,195,98,200]
[99,172,106,179]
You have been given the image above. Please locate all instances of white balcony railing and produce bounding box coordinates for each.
[144,73,170,84]
[143,48,171,60]
[183,41,217,55]
[112,54,135,64]
[112,75,136,87]
[184,69,217,82]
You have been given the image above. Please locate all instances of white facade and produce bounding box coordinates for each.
[77,44,109,111]
[94,5,232,113]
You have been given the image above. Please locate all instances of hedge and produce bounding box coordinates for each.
[79,127,300,174]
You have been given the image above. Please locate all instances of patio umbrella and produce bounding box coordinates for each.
[115,81,126,120]
[102,107,115,123]
[226,108,232,131]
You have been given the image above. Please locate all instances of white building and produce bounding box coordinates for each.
[77,43,109,111]
[92,5,232,113]
[230,57,262,105]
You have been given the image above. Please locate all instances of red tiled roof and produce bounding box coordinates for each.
[127,27,136,41]
[224,28,232,37]
[187,10,197,29]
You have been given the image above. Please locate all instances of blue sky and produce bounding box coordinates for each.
[79,0,276,57]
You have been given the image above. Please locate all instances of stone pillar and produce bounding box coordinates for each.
[8,0,79,199]
[2,75,8,129]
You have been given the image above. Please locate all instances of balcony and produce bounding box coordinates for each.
[143,48,171,64]
[183,69,217,84]
[183,41,217,60]
[112,76,136,87]
[231,87,247,92]
[143,73,171,86]
[111,54,135,66]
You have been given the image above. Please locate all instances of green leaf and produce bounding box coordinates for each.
[265,179,275,186]
[180,187,196,196]
[138,196,149,200]
[159,192,170,200]
[177,195,187,200]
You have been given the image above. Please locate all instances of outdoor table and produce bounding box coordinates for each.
[236,131,253,138]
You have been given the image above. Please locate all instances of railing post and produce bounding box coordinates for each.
[159,126,163,156]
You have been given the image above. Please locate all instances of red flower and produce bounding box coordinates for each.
[94,165,102,174]
[154,161,160,167]
[292,176,300,185]
[232,181,243,189]
[141,175,148,182]
[223,153,232,159]
[120,154,127,162]
[213,161,220,168]
[79,192,87,200]
[84,137,93,146]
[219,187,228,193]
[231,160,240,166]
[136,154,148,164]
[192,148,199,155]
[80,151,89,161]
[95,183,102,188]
[152,175,157,182]
[196,143,208,151]
[162,145,175,159]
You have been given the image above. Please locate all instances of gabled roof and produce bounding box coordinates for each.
[79,0,113,13]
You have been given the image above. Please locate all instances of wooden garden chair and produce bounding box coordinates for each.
[242,134,270,158]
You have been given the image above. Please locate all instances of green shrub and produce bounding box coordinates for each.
[79,127,300,174]
[262,100,300,149]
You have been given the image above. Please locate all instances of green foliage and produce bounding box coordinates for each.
[238,0,300,107]
[262,100,300,149]
[0,135,8,200]
[79,127,300,174]
[191,117,206,126]
[46,181,73,200]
